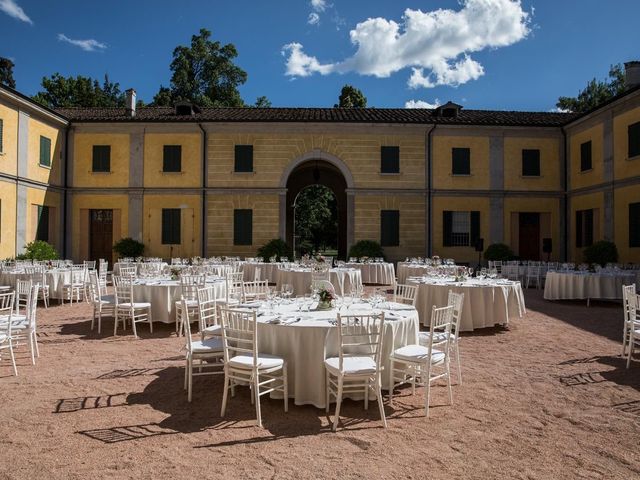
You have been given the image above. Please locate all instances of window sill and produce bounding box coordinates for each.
[233,171,255,175]
[451,173,472,177]
[39,164,52,170]
[161,171,183,175]
[520,175,542,178]
[90,171,112,174]
[380,172,401,176]
[578,168,593,174]
[626,154,640,162]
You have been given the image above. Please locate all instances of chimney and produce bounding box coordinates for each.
[625,61,640,89]
[125,88,136,117]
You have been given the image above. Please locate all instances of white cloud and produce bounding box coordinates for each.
[308,12,320,25]
[57,33,107,52]
[284,0,530,87]
[0,0,32,24]
[282,43,333,77]
[549,106,571,113]
[310,0,327,12]
[405,99,442,109]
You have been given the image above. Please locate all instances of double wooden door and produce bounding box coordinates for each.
[90,209,113,265]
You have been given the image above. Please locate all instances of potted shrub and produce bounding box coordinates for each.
[112,237,145,259]
[257,239,293,262]
[347,240,385,260]
[484,243,514,262]
[16,240,60,261]
[583,240,618,267]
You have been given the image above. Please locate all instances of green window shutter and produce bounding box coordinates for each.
[163,145,182,172]
[580,141,592,171]
[161,208,181,245]
[92,145,111,172]
[470,211,480,246]
[234,209,253,245]
[522,149,540,176]
[36,206,49,242]
[0,119,3,153]
[443,210,453,247]
[629,202,640,248]
[39,136,51,167]
[575,210,583,248]
[380,146,400,173]
[380,210,400,247]
[629,122,640,158]
[234,145,253,172]
[584,209,594,247]
[452,148,470,175]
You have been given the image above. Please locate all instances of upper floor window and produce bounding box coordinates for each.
[575,209,594,248]
[580,140,592,171]
[451,147,470,175]
[380,146,399,174]
[163,145,182,172]
[234,145,253,172]
[161,208,181,245]
[628,121,640,158]
[629,202,640,248]
[443,210,480,247]
[522,149,540,176]
[234,209,253,245]
[39,136,51,168]
[92,145,111,172]
[380,210,400,246]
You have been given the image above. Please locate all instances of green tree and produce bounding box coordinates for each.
[0,57,16,88]
[334,84,367,108]
[556,64,626,113]
[32,73,125,108]
[153,28,247,107]
[151,86,173,106]
[294,185,338,254]
[254,95,272,108]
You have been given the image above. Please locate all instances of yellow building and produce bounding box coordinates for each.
[1,62,639,264]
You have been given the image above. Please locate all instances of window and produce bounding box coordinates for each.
[234,209,253,245]
[92,145,111,172]
[575,209,594,248]
[629,121,640,158]
[580,141,592,172]
[443,210,480,247]
[39,136,51,167]
[380,210,399,246]
[452,148,470,175]
[161,208,181,245]
[36,206,49,242]
[0,119,3,152]
[234,145,253,172]
[522,149,540,176]
[630,202,640,248]
[163,145,182,172]
[380,146,400,174]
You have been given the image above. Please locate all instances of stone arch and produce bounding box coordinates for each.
[279,148,355,190]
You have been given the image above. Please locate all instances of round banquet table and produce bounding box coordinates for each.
[253,300,419,408]
[0,269,72,299]
[344,262,396,286]
[276,268,363,296]
[397,263,434,284]
[242,262,281,283]
[131,277,226,323]
[409,277,526,331]
[543,271,636,301]
[113,262,168,276]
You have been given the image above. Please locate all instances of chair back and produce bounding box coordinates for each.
[119,264,137,278]
[394,284,418,306]
[335,313,385,372]
[181,296,196,354]
[16,279,32,314]
[623,284,636,324]
[426,305,454,355]
[220,308,258,366]
[447,290,464,336]
[83,260,96,270]
[253,267,262,281]
[114,276,134,305]
[243,280,269,300]
[25,283,40,329]
[180,274,206,301]
[225,271,245,302]
[0,291,15,338]
[197,285,223,332]
[311,269,331,285]
[88,271,103,303]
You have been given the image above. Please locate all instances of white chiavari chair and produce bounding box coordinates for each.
[525,265,542,289]
[393,284,418,306]
[622,284,637,357]
[9,283,40,365]
[627,292,640,369]
[61,265,86,304]
[0,292,17,375]
[175,274,206,336]
[197,285,224,340]
[243,280,269,302]
[113,276,153,338]
[88,271,115,334]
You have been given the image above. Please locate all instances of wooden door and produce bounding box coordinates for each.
[90,209,113,265]
[518,212,540,261]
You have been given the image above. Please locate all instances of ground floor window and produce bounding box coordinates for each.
[234,209,252,245]
[443,210,480,247]
[36,205,50,242]
[380,210,399,246]
[161,208,181,245]
[630,202,640,247]
[575,209,594,248]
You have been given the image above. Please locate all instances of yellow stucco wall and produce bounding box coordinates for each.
[0,180,16,259]
[432,136,490,190]
[143,194,202,258]
[73,133,130,187]
[503,197,561,261]
[28,116,63,186]
[614,184,640,263]
[207,194,279,257]
[0,103,18,176]
[432,196,490,264]
[25,187,62,252]
[354,195,425,262]
[569,124,603,190]
[613,106,640,180]
[208,132,425,189]
[503,137,562,191]
[570,191,604,262]
[143,133,201,188]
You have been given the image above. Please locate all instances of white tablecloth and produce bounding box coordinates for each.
[131,278,226,323]
[543,271,636,300]
[243,263,282,283]
[255,301,418,407]
[409,278,526,331]
[344,262,396,286]
[0,269,72,299]
[276,268,363,296]
[397,263,432,284]
[113,262,168,276]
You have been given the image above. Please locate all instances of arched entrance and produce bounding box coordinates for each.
[285,158,349,259]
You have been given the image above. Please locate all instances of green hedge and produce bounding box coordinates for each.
[583,240,618,266]
[348,240,385,260]
[113,237,145,258]
[16,240,60,261]
[257,238,293,261]
[483,243,514,261]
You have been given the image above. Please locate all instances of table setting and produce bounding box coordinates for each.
[276,267,363,296]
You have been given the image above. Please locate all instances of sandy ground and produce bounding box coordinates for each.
[0,289,639,480]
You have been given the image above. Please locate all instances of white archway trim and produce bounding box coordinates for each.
[280,148,355,189]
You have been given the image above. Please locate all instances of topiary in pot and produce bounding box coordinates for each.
[256,238,293,261]
[583,240,618,267]
[113,237,145,259]
[484,243,514,262]
[348,240,385,260]
[16,240,60,261]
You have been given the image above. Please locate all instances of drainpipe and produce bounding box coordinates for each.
[198,123,206,258]
[561,126,568,262]
[426,124,437,257]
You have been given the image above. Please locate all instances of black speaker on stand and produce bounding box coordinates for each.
[475,238,484,270]
[542,237,552,262]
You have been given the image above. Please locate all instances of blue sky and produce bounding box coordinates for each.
[1,0,639,111]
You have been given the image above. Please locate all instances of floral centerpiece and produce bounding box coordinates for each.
[317,287,335,310]
[170,266,181,280]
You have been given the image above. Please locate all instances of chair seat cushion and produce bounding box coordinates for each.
[176,299,198,308]
[118,302,151,309]
[63,283,84,288]
[191,337,223,353]
[418,331,455,346]
[392,344,445,365]
[202,324,222,336]
[228,353,284,370]
[324,356,377,375]
[101,294,115,303]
